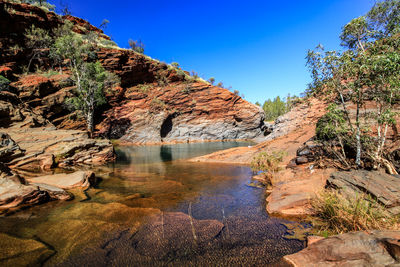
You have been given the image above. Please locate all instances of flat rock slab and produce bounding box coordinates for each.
[33,183,72,201]
[328,170,400,208]
[26,171,95,189]
[284,231,400,267]
[266,168,334,217]
[0,177,46,211]
[0,233,54,267]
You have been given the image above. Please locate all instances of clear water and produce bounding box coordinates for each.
[0,142,304,266]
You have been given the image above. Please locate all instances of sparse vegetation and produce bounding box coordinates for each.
[150,97,166,111]
[128,39,145,54]
[170,62,180,69]
[99,39,118,48]
[24,25,52,72]
[99,19,109,30]
[137,83,152,93]
[311,190,399,235]
[0,75,11,91]
[155,73,168,87]
[208,77,215,85]
[251,150,286,175]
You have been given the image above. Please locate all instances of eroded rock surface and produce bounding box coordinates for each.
[328,170,400,214]
[284,231,400,267]
[26,171,95,190]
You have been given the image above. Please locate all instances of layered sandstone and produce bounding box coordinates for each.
[0,0,266,145]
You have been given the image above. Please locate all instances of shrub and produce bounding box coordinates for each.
[250,151,286,173]
[99,39,118,48]
[315,104,347,141]
[311,190,399,235]
[137,83,151,93]
[150,97,166,111]
[0,75,11,91]
[155,73,168,86]
[208,77,215,85]
[170,62,180,69]
[128,39,145,54]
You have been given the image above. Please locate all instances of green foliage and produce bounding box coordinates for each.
[316,104,348,141]
[128,39,145,54]
[170,62,180,69]
[262,95,294,121]
[99,19,109,30]
[311,190,399,235]
[24,24,52,72]
[40,69,60,78]
[368,0,400,37]
[67,62,111,110]
[190,71,199,79]
[250,151,286,173]
[0,75,10,91]
[137,83,151,93]
[51,22,119,133]
[155,73,168,87]
[307,0,400,169]
[208,77,215,85]
[99,39,118,48]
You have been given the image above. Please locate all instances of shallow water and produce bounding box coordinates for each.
[0,142,304,266]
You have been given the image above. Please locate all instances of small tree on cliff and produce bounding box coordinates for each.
[24,25,52,72]
[67,61,119,135]
[51,26,119,136]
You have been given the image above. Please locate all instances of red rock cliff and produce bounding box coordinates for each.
[0,0,266,144]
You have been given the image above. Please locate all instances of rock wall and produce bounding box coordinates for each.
[0,0,266,144]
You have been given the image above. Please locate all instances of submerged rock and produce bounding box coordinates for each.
[284,231,400,267]
[131,212,224,259]
[0,233,54,267]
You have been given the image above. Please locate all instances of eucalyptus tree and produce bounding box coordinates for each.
[51,23,120,136]
[307,0,400,172]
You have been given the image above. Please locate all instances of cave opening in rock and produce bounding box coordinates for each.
[160,114,174,138]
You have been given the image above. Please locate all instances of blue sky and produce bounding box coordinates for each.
[51,0,374,104]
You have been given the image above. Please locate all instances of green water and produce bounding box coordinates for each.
[0,142,304,266]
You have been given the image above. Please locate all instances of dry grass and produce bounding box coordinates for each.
[310,190,400,236]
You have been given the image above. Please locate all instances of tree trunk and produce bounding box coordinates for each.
[355,99,361,167]
[87,109,94,138]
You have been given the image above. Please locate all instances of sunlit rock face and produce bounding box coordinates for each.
[0,1,266,144]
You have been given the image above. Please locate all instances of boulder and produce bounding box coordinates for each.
[0,176,47,213]
[328,170,400,209]
[33,183,72,201]
[26,171,96,189]
[0,132,24,163]
[284,231,400,267]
